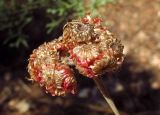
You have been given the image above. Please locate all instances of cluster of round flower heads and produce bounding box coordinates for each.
[28,15,124,96]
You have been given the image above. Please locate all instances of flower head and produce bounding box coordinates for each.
[28,14,124,96]
[28,40,77,96]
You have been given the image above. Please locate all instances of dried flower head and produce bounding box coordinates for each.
[28,14,124,96]
[67,15,124,78]
[70,42,123,78]
[28,39,77,96]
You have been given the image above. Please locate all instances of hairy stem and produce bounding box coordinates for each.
[93,77,120,115]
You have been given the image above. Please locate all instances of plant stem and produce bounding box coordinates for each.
[93,77,120,115]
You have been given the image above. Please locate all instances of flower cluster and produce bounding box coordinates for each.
[28,15,124,96]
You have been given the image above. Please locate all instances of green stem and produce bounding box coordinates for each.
[93,77,120,115]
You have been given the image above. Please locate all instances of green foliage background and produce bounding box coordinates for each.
[0,0,115,48]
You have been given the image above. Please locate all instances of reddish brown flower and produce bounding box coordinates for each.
[28,14,124,96]
[28,39,77,96]
[67,15,124,78]
[70,41,123,78]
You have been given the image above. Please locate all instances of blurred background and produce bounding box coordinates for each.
[0,0,160,115]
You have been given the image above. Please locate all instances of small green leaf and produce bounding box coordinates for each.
[47,8,57,14]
